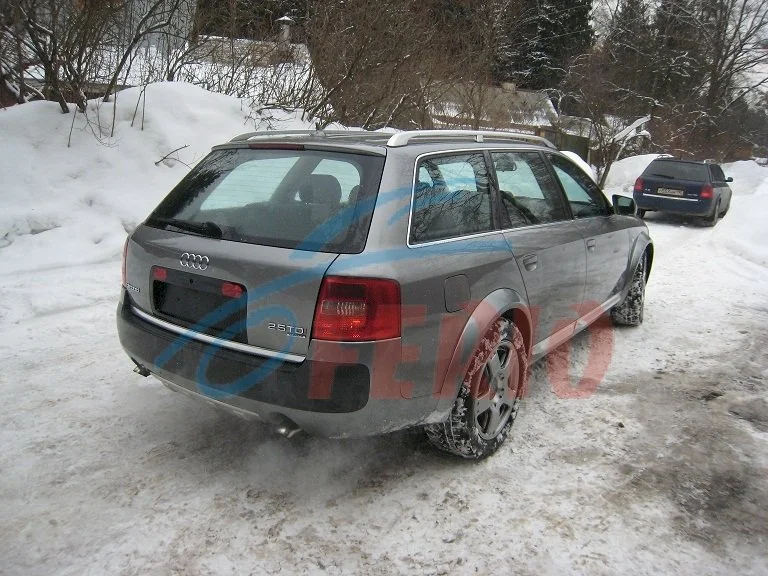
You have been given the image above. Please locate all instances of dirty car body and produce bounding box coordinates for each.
[117,130,653,457]
[633,157,733,222]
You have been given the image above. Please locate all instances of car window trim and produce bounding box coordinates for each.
[483,150,506,231]
[546,152,613,219]
[407,218,571,249]
[539,152,576,219]
[406,149,497,246]
[487,149,576,228]
[407,148,589,248]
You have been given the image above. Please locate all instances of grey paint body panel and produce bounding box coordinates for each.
[128,225,338,357]
[503,221,586,347]
[118,133,653,437]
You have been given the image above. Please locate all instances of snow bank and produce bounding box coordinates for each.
[603,154,767,199]
[603,153,768,267]
[720,160,767,196]
[602,154,660,197]
[3,92,767,280]
[0,82,312,275]
[715,173,768,267]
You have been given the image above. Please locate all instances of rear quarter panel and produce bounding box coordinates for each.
[334,149,531,401]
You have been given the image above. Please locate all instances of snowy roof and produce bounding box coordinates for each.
[556,115,593,138]
[612,115,652,144]
[430,83,557,130]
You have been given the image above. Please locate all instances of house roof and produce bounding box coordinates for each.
[430,83,557,129]
[556,115,593,138]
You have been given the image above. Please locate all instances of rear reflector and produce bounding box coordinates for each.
[221,281,245,298]
[152,266,168,281]
[700,184,714,199]
[312,276,401,341]
[634,178,644,193]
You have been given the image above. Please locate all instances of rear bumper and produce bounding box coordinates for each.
[634,192,714,216]
[116,289,439,437]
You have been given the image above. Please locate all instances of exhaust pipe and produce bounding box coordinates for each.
[274,415,302,438]
[132,360,151,377]
[135,368,302,437]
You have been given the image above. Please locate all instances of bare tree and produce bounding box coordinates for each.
[564,0,768,170]
[102,0,182,101]
[0,0,184,112]
[301,0,477,129]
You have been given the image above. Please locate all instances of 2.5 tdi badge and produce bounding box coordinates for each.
[266,322,307,339]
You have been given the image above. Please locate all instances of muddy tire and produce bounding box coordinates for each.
[636,209,646,219]
[426,319,527,459]
[704,199,721,227]
[611,254,646,326]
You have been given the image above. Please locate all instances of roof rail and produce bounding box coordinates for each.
[229,129,386,142]
[386,130,557,149]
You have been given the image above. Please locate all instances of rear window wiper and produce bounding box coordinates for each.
[649,173,675,179]
[147,217,222,239]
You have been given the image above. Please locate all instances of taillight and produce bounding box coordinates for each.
[700,184,714,199]
[221,281,244,299]
[152,266,168,281]
[121,238,128,286]
[634,178,644,193]
[312,276,401,341]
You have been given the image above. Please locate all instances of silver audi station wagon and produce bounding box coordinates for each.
[117,130,653,458]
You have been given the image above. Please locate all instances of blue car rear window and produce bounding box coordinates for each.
[643,160,710,182]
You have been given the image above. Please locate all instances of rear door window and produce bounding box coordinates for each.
[410,153,494,244]
[549,154,611,218]
[147,148,384,254]
[491,152,570,228]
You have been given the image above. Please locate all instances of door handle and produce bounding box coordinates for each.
[586,239,597,252]
[522,254,539,272]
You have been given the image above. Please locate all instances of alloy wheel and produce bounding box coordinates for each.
[472,340,521,440]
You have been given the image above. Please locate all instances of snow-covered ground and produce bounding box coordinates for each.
[2,83,768,575]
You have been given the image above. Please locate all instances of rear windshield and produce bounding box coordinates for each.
[146,148,385,253]
[643,160,710,182]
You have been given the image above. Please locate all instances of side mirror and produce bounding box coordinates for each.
[726,176,734,183]
[613,194,636,216]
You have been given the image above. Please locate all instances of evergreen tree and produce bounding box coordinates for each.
[510,0,593,91]
[603,0,654,114]
[650,0,705,103]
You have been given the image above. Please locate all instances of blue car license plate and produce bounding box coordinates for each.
[657,187,684,197]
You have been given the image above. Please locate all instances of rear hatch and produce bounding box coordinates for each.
[639,159,711,200]
[124,145,385,358]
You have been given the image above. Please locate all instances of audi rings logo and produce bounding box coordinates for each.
[180,252,210,270]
